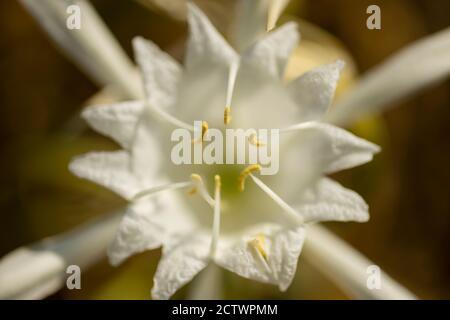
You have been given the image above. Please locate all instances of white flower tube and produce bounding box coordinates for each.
[327,26,450,126]
[0,212,122,299]
[304,224,416,299]
[20,0,142,99]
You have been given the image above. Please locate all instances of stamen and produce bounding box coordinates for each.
[132,181,192,201]
[191,121,209,144]
[249,174,304,225]
[209,175,222,259]
[224,106,232,125]
[279,121,316,133]
[248,133,266,147]
[224,62,239,125]
[147,103,194,131]
[189,174,215,207]
[238,164,262,192]
[249,234,268,261]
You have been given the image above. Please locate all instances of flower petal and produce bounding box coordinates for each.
[176,3,238,125]
[108,193,197,266]
[283,121,380,174]
[229,23,300,128]
[132,36,181,109]
[185,3,237,72]
[296,178,369,223]
[151,233,210,300]
[240,22,299,79]
[215,224,305,291]
[69,150,145,200]
[82,101,144,149]
[327,27,450,126]
[287,60,345,121]
[232,0,270,51]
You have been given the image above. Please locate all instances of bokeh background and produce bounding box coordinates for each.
[0,0,449,299]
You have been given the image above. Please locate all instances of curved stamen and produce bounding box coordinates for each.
[248,133,266,147]
[238,164,262,191]
[132,181,193,201]
[191,121,209,144]
[249,174,304,225]
[209,175,222,259]
[189,174,215,207]
[224,62,239,125]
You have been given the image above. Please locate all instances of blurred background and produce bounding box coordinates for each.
[0,0,449,299]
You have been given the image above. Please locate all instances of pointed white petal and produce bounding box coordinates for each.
[82,101,144,149]
[267,0,291,31]
[241,22,299,79]
[232,0,271,51]
[108,192,195,266]
[304,224,417,299]
[185,3,237,71]
[69,151,145,200]
[132,37,181,109]
[175,3,237,125]
[228,23,300,128]
[282,121,380,174]
[151,233,210,300]
[288,60,345,121]
[296,178,369,223]
[327,27,450,126]
[215,224,305,291]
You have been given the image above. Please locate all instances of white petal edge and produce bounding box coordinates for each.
[327,27,450,126]
[82,100,144,149]
[240,22,299,79]
[296,178,369,223]
[282,121,380,174]
[151,233,210,300]
[288,60,345,121]
[215,224,305,291]
[108,192,198,266]
[132,36,181,109]
[232,0,270,52]
[69,150,143,200]
[185,2,237,71]
[107,205,163,266]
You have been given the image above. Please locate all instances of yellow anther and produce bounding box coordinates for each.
[192,121,209,143]
[238,164,262,192]
[188,173,202,195]
[249,234,268,261]
[249,133,266,147]
[214,175,221,191]
[224,106,232,125]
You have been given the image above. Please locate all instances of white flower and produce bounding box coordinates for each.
[6,0,450,300]
[68,4,379,300]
